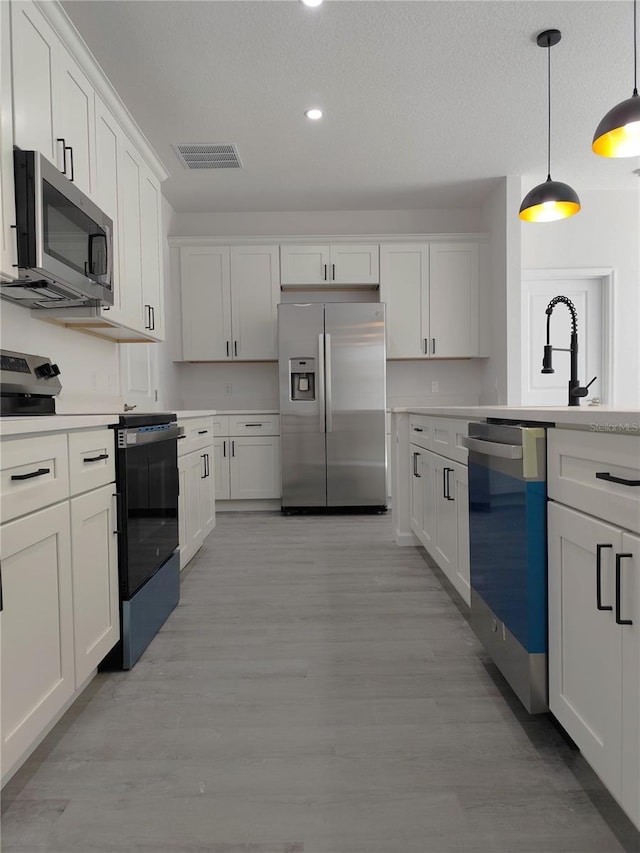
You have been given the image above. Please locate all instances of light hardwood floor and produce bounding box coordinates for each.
[2,512,639,852]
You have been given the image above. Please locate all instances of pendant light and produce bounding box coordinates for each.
[592,0,640,157]
[519,30,581,223]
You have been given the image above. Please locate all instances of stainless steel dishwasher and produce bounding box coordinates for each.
[463,422,548,714]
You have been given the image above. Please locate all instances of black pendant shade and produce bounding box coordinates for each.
[519,177,581,223]
[519,29,581,223]
[593,0,640,157]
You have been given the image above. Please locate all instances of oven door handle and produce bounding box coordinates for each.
[462,437,523,459]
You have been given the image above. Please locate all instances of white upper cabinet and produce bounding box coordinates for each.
[11,1,58,163]
[1,2,17,281]
[230,246,279,360]
[429,242,479,358]
[380,241,481,359]
[280,244,379,286]
[12,2,93,196]
[140,171,164,340]
[180,246,231,361]
[179,245,279,362]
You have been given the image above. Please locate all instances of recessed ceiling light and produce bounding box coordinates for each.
[301,0,323,7]
[305,108,323,120]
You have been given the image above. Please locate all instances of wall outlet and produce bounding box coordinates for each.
[431,380,439,393]
[224,384,233,396]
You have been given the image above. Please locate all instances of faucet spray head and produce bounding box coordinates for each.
[541,345,555,374]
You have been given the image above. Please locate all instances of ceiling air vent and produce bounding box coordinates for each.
[173,143,242,170]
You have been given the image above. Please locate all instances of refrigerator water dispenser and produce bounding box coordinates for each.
[290,357,316,401]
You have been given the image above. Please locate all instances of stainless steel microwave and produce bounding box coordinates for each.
[1,149,114,309]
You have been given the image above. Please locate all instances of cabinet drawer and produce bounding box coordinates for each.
[409,415,432,450]
[211,415,230,436]
[68,429,115,496]
[179,417,214,455]
[0,434,69,522]
[548,429,640,534]
[431,417,474,465]
[228,415,280,437]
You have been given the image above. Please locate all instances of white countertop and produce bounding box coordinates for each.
[174,410,217,419]
[213,410,279,416]
[0,414,119,437]
[391,405,640,432]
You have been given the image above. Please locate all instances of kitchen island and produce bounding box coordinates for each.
[390,404,640,830]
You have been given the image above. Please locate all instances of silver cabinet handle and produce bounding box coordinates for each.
[318,333,325,434]
[461,436,523,459]
[325,333,333,433]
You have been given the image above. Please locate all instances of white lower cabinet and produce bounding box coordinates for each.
[408,421,470,606]
[214,416,281,505]
[177,417,215,570]
[549,501,640,827]
[1,502,75,778]
[69,484,119,685]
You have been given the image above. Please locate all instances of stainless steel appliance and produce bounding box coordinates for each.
[278,302,386,512]
[0,348,61,416]
[102,413,181,670]
[2,149,113,308]
[463,423,548,713]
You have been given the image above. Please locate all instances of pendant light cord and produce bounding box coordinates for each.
[634,0,638,96]
[547,36,552,181]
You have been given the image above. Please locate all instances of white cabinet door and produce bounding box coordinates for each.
[140,170,164,341]
[70,485,119,685]
[453,463,470,606]
[409,445,424,536]
[421,450,437,552]
[329,244,379,284]
[214,437,231,500]
[429,243,479,358]
[53,51,94,197]
[178,450,204,568]
[180,247,231,360]
[1,503,74,779]
[548,502,623,801]
[199,445,216,539]
[230,246,279,360]
[230,436,281,499]
[621,532,640,827]
[433,456,458,583]
[1,1,17,282]
[177,454,188,570]
[119,141,144,330]
[279,244,331,285]
[94,96,123,319]
[379,244,428,359]
[11,1,58,165]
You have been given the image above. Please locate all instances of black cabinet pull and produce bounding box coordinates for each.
[0,560,3,612]
[424,338,428,354]
[201,454,207,479]
[11,467,50,481]
[83,453,109,463]
[323,264,327,281]
[231,440,236,457]
[205,453,210,478]
[596,472,640,487]
[226,341,230,358]
[56,138,67,174]
[245,423,263,428]
[413,427,423,433]
[615,553,633,625]
[198,430,208,435]
[332,263,335,280]
[112,491,122,535]
[177,435,186,440]
[223,440,227,458]
[234,341,238,357]
[67,146,75,182]
[445,467,454,500]
[432,338,436,355]
[144,304,151,330]
[413,451,420,478]
[596,544,613,611]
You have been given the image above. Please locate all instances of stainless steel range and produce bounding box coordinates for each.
[0,348,62,416]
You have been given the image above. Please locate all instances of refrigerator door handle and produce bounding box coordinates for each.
[325,333,333,433]
[318,333,326,433]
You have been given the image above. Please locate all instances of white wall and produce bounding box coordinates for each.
[0,300,121,413]
[478,176,522,405]
[521,187,640,408]
[170,208,484,239]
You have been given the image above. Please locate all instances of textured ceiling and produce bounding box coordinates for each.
[62,0,640,213]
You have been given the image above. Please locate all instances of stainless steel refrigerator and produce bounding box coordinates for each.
[278,302,387,512]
